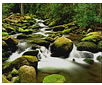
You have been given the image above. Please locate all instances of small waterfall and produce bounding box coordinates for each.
[6,40,31,62]
[7,47,31,62]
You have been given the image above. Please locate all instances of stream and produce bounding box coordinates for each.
[6,18,102,83]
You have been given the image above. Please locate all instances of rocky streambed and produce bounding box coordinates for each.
[2,14,102,83]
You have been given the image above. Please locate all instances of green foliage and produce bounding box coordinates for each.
[74,3,102,27]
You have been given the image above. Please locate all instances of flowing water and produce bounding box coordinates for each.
[6,18,102,83]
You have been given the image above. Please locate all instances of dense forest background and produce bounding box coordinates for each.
[2,3,102,28]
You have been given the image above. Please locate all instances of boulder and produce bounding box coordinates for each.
[52,25,65,31]
[29,39,50,48]
[3,56,38,73]
[50,37,73,58]
[43,74,66,83]
[81,32,102,43]
[19,65,36,83]
[77,42,98,53]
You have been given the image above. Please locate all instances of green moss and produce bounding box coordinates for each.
[18,27,25,32]
[83,58,94,64]
[62,26,78,34]
[28,34,44,38]
[22,56,38,62]
[11,68,18,76]
[24,16,32,20]
[48,20,56,27]
[77,41,98,53]
[2,32,9,36]
[43,74,66,83]
[2,75,10,83]
[82,35,102,43]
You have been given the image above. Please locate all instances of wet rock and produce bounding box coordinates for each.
[77,42,98,53]
[48,20,57,27]
[3,56,38,73]
[23,50,39,56]
[83,58,94,64]
[52,25,65,31]
[81,32,102,43]
[97,55,102,62]
[50,37,73,58]
[17,34,28,39]
[28,34,44,38]
[2,75,10,83]
[97,41,102,52]
[19,65,36,83]
[11,76,20,83]
[43,74,66,83]
[3,36,18,52]
[29,39,50,48]
[62,26,78,34]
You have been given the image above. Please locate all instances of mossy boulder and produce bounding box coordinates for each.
[52,25,65,31]
[2,32,9,36]
[3,56,38,73]
[43,74,66,83]
[97,55,102,62]
[2,75,10,83]
[77,42,98,53]
[48,20,57,27]
[82,32,102,43]
[3,36,18,52]
[11,76,20,83]
[2,40,8,49]
[50,37,73,58]
[62,26,78,34]
[97,41,102,52]
[29,39,50,48]
[28,34,44,38]
[19,65,36,83]
[83,58,94,64]
[23,50,39,56]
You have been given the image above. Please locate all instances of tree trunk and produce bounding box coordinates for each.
[21,3,24,16]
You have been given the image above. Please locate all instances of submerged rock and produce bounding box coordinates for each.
[77,42,98,53]
[83,58,94,64]
[43,74,66,83]
[19,65,36,83]
[97,55,102,62]
[50,37,73,58]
